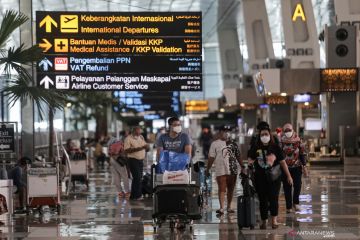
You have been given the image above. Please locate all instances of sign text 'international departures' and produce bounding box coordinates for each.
[36,12,202,91]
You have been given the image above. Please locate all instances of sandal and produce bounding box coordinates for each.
[118,192,125,198]
[227,208,235,213]
[215,209,224,215]
[125,192,131,199]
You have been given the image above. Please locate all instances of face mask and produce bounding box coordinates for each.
[173,126,182,133]
[285,131,293,138]
[260,135,271,144]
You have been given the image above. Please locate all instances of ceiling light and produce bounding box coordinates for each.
[304,102,309,106]
[240,103,245,107]
[220,108,225,112]
[280,93,287,96]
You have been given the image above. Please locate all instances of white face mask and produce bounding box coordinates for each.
[260,135,271,144]
[285,131,293,138]
[172,126,182,133]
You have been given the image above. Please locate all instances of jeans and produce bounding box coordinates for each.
[254,170,281,220]
[282,166,302,209]
[127,158,143,199]
[110,158,130,193]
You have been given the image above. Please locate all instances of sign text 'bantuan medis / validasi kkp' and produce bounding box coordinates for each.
[36,12,202,91]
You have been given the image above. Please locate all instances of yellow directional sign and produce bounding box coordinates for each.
[39,39,52,52]
[60,15,78,33]
[39,15,58,33]
[54,39,68,52]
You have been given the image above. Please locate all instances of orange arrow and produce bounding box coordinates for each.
[39,15,57,33]
[39,39,52,52]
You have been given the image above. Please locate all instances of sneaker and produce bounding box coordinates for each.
[134,197,144,201]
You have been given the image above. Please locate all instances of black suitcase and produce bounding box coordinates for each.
[238,172,256,229]
[142,173,152,195]
[153,184,202,221]
[237,195,256,229]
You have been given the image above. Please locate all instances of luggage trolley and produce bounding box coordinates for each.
[151,164,202,233]
[27,166,61,212]
[68,151,89,189]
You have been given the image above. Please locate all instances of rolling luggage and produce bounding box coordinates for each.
[142,173,152,195]
[237,195,256,229]
[237,170,256,230]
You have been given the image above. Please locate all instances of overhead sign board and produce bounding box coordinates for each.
[0,123,15,153]
[112,91,181,114]
[36,12,202,91]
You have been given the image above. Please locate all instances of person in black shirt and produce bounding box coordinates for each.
[248,123,293,229]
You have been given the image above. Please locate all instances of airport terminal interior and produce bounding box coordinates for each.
[0,0,360,239]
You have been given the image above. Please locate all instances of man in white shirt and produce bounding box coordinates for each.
[124,126,149,200]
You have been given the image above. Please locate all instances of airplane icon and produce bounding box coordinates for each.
[64,16,76,23]
[60,15,78,33]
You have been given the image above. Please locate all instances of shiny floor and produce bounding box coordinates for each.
[1,161,360,240]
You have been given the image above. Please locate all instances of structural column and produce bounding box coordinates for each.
[242,0,275,72]
[19,0,35,158]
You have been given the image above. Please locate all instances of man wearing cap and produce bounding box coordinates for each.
[205,126,244,215]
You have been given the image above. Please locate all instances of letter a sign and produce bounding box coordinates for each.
[292,3,306,22]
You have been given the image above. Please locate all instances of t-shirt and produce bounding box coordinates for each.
[248,144,284,171]
[124,135,147,160]
[209,139,241,176]
[156,132,191,153]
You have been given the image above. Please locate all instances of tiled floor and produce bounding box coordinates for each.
[1,161,360,240]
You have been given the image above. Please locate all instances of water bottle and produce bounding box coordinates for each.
[199,167,205,191]
[206,173,212,194]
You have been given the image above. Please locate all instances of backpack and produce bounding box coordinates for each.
[109,141,124,156]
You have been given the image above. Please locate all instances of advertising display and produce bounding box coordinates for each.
[36,12,202,91]
[112,91,180,115]
[320,68,358,92]
[0,123,15,153]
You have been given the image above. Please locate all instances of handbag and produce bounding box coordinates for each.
[265,164,282,182]
[261,149,281,182]
[115,155,128,167]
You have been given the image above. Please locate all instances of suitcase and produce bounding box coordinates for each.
[153,184,202,221]
[142,173,152,195]
[237,195,256,229]
[238,172,256,229]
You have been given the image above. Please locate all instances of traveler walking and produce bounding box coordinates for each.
[248,123,293,229]
[109,139,131,199]
[124,126,149,200]
[280,123,308,213]
[206,126,244,215]
[199,127,213,159]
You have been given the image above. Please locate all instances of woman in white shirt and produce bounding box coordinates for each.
[206,126,244,215]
